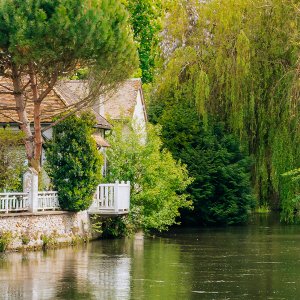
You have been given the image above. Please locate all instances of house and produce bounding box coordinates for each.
[0,76,112,173]
[0,77,145,215]
[57,78,148,140]
[0,77,147,173]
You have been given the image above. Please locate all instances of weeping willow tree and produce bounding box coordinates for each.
[151,0,300,208]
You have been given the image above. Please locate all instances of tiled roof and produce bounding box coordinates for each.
[0,77,111,129]
[0,77,66,124]
[56,78,146,121]
[102,78,144,120]
[54,81,111,129]
[92,133,111,147]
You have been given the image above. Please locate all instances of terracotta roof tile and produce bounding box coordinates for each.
[92,133,111,147]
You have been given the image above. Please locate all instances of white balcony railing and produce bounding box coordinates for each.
[38,191,60,211]
[90,181,130,214]
[0,181,130,215]
[0,192,29,213]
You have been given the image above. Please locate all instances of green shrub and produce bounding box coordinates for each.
[21,233,30,245]
[280,168,300,223]
[46,113,103,211]
[106,123,193,232]
[0,128,26,192]
[0,231,12,252]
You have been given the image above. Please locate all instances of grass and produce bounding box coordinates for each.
[255,204,271,213]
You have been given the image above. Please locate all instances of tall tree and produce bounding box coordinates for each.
[125,0,162,83]
[46,113,103,212]
[0,0,138,172]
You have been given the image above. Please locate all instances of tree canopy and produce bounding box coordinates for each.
[151,0,300,209]
[125,0,162,83]
[0,0,138,172]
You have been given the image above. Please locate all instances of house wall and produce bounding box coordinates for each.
[0,211,91,250]
[132,90,147,143]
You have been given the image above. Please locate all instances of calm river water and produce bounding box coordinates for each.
[1,214,300,299]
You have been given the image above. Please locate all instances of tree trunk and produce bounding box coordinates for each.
[11,64,35,169]
[29,65,42,172]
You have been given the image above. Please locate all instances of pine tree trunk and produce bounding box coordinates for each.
[11,64,36,170]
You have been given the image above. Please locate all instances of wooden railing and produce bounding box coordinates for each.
[0,192,29,213]
[90,181,130,213]
[37,191,60,211]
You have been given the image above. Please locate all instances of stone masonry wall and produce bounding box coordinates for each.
[0,211,91,250]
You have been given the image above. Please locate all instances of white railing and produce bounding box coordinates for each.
[37,191,60,211]
[90,181,130,213]
[0,181,130,215]
[0,192,29,213]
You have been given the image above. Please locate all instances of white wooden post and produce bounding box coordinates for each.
[114,181,119,213]
[5,193,8,213]
[23,168,39,213]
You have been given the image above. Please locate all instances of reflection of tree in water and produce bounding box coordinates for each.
[55,269,95,300]
[53,245,96,300]
[129,236,192,300]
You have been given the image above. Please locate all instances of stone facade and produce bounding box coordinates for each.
[0,211,91,250]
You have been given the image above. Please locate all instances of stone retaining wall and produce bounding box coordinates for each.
[0,211,91,250]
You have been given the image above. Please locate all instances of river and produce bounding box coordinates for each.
[1,213,300,299]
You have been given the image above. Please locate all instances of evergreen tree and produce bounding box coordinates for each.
[152,101,255,225]
[0,0,138,172]
[46,113,103,212]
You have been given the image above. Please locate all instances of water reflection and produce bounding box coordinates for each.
[0,241,132,300]
[2,215,300,299]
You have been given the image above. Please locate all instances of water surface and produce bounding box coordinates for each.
[1,214,300,299]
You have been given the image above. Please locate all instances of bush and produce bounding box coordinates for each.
[0,128,25,192]
[280,168,300,223]
[46,113,103,211]
[0,231,12,252]
[106,122,193,232]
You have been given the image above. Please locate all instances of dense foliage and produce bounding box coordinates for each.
[152,0,300,210]
[46,114,103,212]
[0,129,25,192]
[279,169,300,223]
[124,0,162,83]
[0,0,138,172]
[150,99,255,225]
[105,122,192,232]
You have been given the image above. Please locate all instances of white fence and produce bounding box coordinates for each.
[90,181,130,213]
[0,181,130,215]
[38,191,60,211]
[0,193,29,213]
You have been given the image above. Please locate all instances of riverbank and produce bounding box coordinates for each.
[0,211,91,251]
